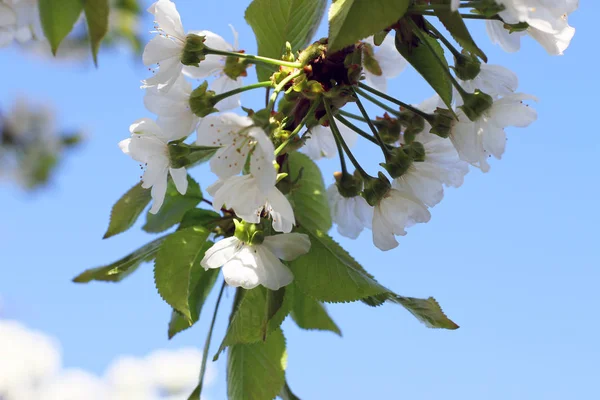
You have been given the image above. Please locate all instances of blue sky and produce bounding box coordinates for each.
[1,1,599,399]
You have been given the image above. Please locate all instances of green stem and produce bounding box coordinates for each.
[205,48,303,69]
[354,88,401,118]
[414,10,502,20]
[192,280,226,400]
[268,70,303,112]
[334,115,379,146]
[425,22,462,59]
[324,98,369,179]
[407,19,468,97]
[275,99,321,156]
[357,83,433,122]
[409,2,481,12]
[338,109,376,124]
[212,81,273,105]
[352,88,390,159]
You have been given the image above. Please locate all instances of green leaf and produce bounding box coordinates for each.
[38,0,83,55]
[289,228,388,303]
[73,236,166,283]
[227,328,286,400]
[215,285,294,360]
[429,1,487,62]
[154,227,211,322]
[284,152,331,232]
[279,380,301,400]
[245,0,327,81]
[167,252,220,339]
[328,0,410,53]
[82,0,109,65]
[187,145,220,167]
[362,293,459,330]
[179,208,223,230]
[394,25,453,108]
[291,284,341,335]
[143,176,203,233]
[104,183,151,239]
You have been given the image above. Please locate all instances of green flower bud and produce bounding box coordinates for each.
[234,220,265,245]
[374,114,401,144]
[334,171,362,198]
[459,90,493,122]
[181,34,207,66]
[454,53,481,81]
[189,81,218,117]
[429,108,455,138]
[297,39,327,66]
[398,110,425,140]
[380,147,412,179]
[223,54,250,80]
[404,141,426,162]
[361,43,382,76]
[292,74,324,100]
[506,21,529,33]
[345,46,363,84]
[362,172,391,207]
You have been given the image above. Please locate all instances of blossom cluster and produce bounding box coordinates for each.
[118,0,577,290]
[0,319,216,400]
[0,0,41,47]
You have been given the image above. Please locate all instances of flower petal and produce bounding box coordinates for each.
[201,237,241,270]
[254,246,294,290]
[169,167,188,194]
[262,233,311,261]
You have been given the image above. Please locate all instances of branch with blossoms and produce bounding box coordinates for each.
[68,0,578,399]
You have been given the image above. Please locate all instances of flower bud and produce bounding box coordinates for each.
[459,89,493,122]
[429,108,454,138]
[345,47,363,84]
[380,147,412,179]
[297,39,327,66]
[234,219,265,245]
[189,81,218,117]
[223,54,249,80]
[374,114,401,144]
[362,172,391,207]
[181,34,207,66]
[454,53,481,81]
[334,171,362,198]
[398,110,425,140]
[404,141,425,162]
[361,43,382,76]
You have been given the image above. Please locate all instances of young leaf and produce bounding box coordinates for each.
[82,0,110,65]
[362,293,459,330]
[284,152,331,232]
[394,25,453,108]
[289,228,388,303]
[73,236,167,283]
[291,285,342,335]
[227,329,286,400]
[279,380,301,400]
[245,0,327,81]
[328,0,410,53]
[178,208,223,231]
[103,182,151,239]
[429,0,487,62]
[154,227,211,322]
[143,176,203,233]
[38,0,83,55]
[215,285,294,359]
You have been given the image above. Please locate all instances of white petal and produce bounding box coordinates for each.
[142,34,182,66]
[143,155,169,189]
[490,93,538,128]
[262,233,310,261]
[254,246,294,290]
[201,237,242,270]
[141,57,183,93]
[169,167,188,194]
[124,135,167,163]
[374,33,407,79]
[196,112,253,146]
[372,206,398,251]
[147,0,185,39]
[222,258,261,289]
[209,143,247,179]
[266,186,295,233]
[486,20,523,53]
[148,162,169,213]
[129,117,164,137]
[212,75,242,111]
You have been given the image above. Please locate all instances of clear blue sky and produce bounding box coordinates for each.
[1,1,599,399]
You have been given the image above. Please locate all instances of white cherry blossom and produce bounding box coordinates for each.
[184,26,243,111]
[119,118,188,213]
[196,113,275,186]
[450,93,538,172]
[458,64,519,98]
[303,122,357,160]
[362,34,407,93]
[144,74,199,138]
[327,184,373,239]
[372,189,431,251]
[201,233,311,290]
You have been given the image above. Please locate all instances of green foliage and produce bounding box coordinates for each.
[38,0,83,55]
[103,183,152,239]
[289,228,388,303]
[279,380,301,400]
[394,26,453,108]
[291,285,342,335]
[215,285,294,359]
[328,0,410,52]
[245,0,327,81]
[430,0,487,62]
[143,176,203,233]
[154,227,212,322]
[362,293,459,330]
[179,209,223,231]
[73,236,166,283]
[227,329,287,400]
[285,152,332,232]
[82,0,110,65]
[168,311,191,339]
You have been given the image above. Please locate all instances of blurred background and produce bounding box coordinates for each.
[1,1,599,399]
